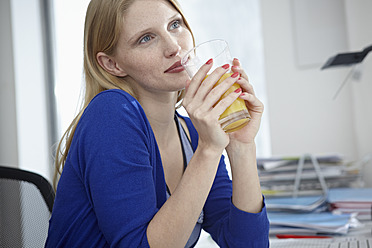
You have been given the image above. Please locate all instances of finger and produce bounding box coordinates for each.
[239,92,264,114]
[193,64,231,102]
[236,76,255,96]
[183,58,214,101]
[211,87,242,117]
[198,71,240,112]
[232,58,249,81]
[183,61,231,115]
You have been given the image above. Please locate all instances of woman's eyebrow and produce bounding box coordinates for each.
[127,28,152,44]
[127,13,182,44]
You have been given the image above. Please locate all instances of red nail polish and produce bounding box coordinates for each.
[234,88,242,93]
[206,58,213,65]
[222,64,230,69]
[231,72,239,78]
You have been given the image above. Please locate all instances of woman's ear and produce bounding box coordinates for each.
[96,52,127,77]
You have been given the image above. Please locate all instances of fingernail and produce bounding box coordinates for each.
[233,58,239,62]
[234,88,242,93]
[222,64,230,69]
[206,58,213,65]
[231,72,239,78]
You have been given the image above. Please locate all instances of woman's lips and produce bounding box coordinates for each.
[164,60,185,73]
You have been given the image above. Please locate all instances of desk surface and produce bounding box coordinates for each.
[270,237,372,248]
[194,221,372,247]
[270,221,372,248]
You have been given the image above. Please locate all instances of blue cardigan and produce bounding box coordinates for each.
[46,89,269,248]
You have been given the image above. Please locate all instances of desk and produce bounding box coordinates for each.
[270,221,372,248]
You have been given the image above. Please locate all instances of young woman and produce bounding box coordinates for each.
[46,0,269,247]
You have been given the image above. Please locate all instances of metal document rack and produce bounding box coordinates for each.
[292,154,329,198]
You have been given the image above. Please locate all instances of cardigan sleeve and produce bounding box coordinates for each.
[77,90,159,247]
[180,114,270,248]
[202,158,270,248]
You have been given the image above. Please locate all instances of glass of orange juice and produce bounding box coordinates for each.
[181,39,251,133]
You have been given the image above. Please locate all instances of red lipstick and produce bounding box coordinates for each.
[164,60,185,73]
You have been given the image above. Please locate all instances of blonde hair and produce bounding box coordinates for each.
[53,0,194,189]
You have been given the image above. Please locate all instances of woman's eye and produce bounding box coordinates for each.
[170,20,180,30]
[139,35,152,44]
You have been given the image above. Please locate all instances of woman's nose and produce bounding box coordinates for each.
[164,37,181,58]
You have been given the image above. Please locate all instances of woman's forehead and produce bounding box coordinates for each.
[124,0,178,19]
[121,0,180,37]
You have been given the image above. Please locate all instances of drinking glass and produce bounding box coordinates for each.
[181,39,251,133]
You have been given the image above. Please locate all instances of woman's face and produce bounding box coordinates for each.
[113,0,193,95]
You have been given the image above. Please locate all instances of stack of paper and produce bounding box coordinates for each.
[260,154,370,236]
[258,154,364,197]
[328,188,372,221]
[268,211,352,235]
[266,195,327,212]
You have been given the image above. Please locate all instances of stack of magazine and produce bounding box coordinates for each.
[328,187,372,221]
[258,154,369,236]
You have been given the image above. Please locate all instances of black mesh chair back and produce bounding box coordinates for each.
[0,166,55,248]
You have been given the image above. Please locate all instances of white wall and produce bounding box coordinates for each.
[344,0,372,186]
[260,0,372,185]
[0,0,51,180]
[53,0,90,140]
[0,0,18,167]
[11,0,51,180]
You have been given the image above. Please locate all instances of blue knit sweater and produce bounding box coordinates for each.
[45,89,269,248]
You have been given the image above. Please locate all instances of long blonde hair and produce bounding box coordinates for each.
[53,0,194,189]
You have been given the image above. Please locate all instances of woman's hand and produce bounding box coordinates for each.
[182,59,242,153]
[228,58,264,146]
[182,58,265,214]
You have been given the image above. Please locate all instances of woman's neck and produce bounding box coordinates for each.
[138,91,179,146]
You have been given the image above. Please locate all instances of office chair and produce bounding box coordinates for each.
[0,165,55,248]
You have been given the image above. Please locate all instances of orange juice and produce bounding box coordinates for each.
[207,73,251,133]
